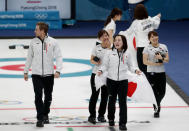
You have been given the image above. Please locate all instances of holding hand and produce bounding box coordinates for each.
[97,70,103,76]
[155,52,163,60]
[135,70,141,75]
[24,73,28,81]
[157,13,161,18]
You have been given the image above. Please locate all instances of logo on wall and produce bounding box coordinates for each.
[34,13,48,20]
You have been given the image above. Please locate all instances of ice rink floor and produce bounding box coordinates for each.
[0,38,189,131]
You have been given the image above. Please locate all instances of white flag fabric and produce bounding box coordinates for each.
[95,71,108,91]
[95,31,157,105]
[95,71,157,106]
[127,72,157,106]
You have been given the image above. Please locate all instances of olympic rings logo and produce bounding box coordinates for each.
[34,13,48,20]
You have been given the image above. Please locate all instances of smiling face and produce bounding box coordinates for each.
[99,32,110,48]
[149,34,159,44]
[114,36,123,50]
[99,32,109,42]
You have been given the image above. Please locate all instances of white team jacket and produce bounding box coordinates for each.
[99,49,138,81]
[24,36,63,76]
[119,15,160,47]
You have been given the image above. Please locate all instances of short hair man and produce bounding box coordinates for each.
[24,22,63,127]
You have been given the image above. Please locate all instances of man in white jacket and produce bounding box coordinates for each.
[24,22,62,127]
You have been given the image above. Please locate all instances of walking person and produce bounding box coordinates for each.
[88,30,111,124]
[143,31,169,117]
[24,22,63,127]
[119,4,161,76]
[98,35,140,130]
[104,8,122,44]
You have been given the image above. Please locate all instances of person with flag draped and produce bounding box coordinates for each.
[98,35,140,130]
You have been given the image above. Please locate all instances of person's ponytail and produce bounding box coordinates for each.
[104,8,122,27]
[104,15,112,26]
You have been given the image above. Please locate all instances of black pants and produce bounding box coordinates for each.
[107,78,128,125]
[32,75,54,120]
[147,72,166,112]
[137,47,147,76]
[88,73,108,118]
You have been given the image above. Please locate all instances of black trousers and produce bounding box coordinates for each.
[88,73,108,118]
[32,75,54,120]
[107,78,128,125]
[147,72,166,112]
[137,47,147,76]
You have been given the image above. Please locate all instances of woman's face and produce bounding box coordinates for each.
[114,36,123,50]
[149,34,159,44]
[115,14,122,21]
[100,33,109,44]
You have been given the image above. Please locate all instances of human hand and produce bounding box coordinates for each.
[135,70,141,75]
[155,53,163,60]
[24,73,28,81]
[97,70,103,76]
[157,13,161,18]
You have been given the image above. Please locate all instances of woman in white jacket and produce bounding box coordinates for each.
[119,4,161,76]
[98,35,140,130]
[104,8,122,44]
[88,30,111,124]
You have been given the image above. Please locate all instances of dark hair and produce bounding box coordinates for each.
[36,22,49,35]
[134,4,148,20]
[97,30,109,39]
[113,35,128,53]
[148,31,158,40]
[104,8,122,26]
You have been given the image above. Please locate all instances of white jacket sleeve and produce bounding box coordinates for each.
[24,42,34,74]
[151,15,161,29]
[119,21,137,36]
[54,41,63,73]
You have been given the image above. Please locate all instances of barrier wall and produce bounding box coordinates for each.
[0,11,60,20]
[0,0,5,11]
[0,11,62,29]
[0,20,62,29]
[7,0,71,19]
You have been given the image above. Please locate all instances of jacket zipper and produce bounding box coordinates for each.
[42,41,44,76]
[117,50,121,81]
